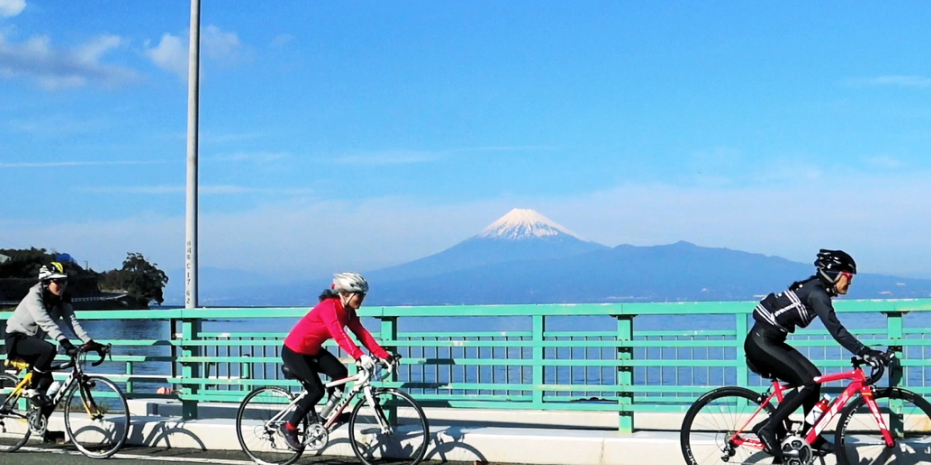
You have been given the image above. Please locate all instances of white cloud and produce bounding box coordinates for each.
[865,155,902,169]
[0,31,138,90]
[0,159,170,168]
[144,33,187,79]
[0,0,25,18]
[203,131,267,144]
[74,184,312,195]
[206,152,288,163]
[203,25,241,62]
[326,146,559,166]
[448,145,561,153]
[270,34,293,49]
[7,114,111,135]
[332,150,440,165]
[145,25,245,80]
[7,169,931,293]
[848,75,931,89]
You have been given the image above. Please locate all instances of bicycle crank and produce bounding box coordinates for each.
[27,409,48,436]
[780,434,814,465]
[303,423,329,451]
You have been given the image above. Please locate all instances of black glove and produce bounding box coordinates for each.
[84,340,105,353]
[59,338,78,356]
[859,348,886,366]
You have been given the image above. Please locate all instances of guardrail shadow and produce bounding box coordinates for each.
[425,426,488,464]
[127,417,207,451]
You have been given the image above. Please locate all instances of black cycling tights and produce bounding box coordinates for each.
[745,324,822,431]
[5,334,57,391]
[281,345,348,428]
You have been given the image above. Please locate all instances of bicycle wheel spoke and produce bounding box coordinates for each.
[682,388,775,465]
[0,374,31,451]
[64,376,129,459]
[236,387,303,465]
[836,389,931,465]
[350,390,429,465]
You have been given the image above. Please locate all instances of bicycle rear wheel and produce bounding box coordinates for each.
[0,373,31,452]
[680,387,776,465]
[835,387,931,465]
[236,387,305,465]
[348,388,429,465]
[63,375,130,459]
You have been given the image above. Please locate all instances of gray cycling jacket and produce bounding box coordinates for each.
[5,283,91,343]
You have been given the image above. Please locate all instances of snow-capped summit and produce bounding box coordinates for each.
[364,208,608,283]
[478,208,588,241]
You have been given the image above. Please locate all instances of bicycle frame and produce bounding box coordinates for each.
[2,348,109,420]
[731,365,895,450]
[264,360,394,435]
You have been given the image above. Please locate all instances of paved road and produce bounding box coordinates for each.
[5,444,490,465]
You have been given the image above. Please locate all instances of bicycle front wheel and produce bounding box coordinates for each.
[349,388,429,465]
[680,387,776,465]
[63,375,130,459]
[236,387,305,465]
[835,387,931,465]
[0,373,31,452]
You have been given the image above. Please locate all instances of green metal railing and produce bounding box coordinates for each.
[2,299,930,433]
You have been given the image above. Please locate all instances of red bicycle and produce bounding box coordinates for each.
[680,348,931,465]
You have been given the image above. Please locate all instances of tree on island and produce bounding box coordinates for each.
[0,248,168,307]
[100,253,170,305]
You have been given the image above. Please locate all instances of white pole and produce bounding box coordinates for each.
[185,0,201,309]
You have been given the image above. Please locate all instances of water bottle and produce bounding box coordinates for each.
[319,389,343,419]
[46,381,62,398]
[805,394,832,426]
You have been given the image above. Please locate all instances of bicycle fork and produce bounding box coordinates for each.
[862,391,896,448]
[364,388,391,435]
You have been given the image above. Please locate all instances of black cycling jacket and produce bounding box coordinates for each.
[752,278,866,356]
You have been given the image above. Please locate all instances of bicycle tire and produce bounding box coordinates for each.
[835,387,931,465]
[0,373,32,452]
[348,388,429,465]
[236,386,305,465]
[63,375,130,459]
[681,386,776,465]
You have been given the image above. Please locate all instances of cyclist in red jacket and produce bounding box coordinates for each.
[278,272,394,450]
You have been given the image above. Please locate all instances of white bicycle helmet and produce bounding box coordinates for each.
[332,272,369,294]
[38,262,68,281]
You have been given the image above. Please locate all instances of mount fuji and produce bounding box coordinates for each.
[364,209,608,283]
[194,208,931,306]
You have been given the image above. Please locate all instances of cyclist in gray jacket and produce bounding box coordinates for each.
[4,262,102,405]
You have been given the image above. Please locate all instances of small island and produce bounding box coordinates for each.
[0,248,168,311]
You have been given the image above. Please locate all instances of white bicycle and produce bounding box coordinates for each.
[235,355,429,465]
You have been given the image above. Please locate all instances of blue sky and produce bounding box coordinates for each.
[2,1,930,299]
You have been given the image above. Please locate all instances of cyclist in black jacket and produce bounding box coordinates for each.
[746,249,884,462]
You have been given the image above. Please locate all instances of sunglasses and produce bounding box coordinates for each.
[840,271,854,283]
[51,278,68,285]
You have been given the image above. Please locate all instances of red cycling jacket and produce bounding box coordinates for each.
[283,297,389,360]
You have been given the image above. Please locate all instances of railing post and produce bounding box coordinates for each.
[379,316,399,425]
[242,354,251,393]
[735,313,749,408]
[181,317,202,420]
[616,314,635,434]
[170,318,179,381]
[125,362,133,395]
[885,310,906,437]
[532,315,545,407]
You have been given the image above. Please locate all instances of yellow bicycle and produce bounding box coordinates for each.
[0,343,129,458]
